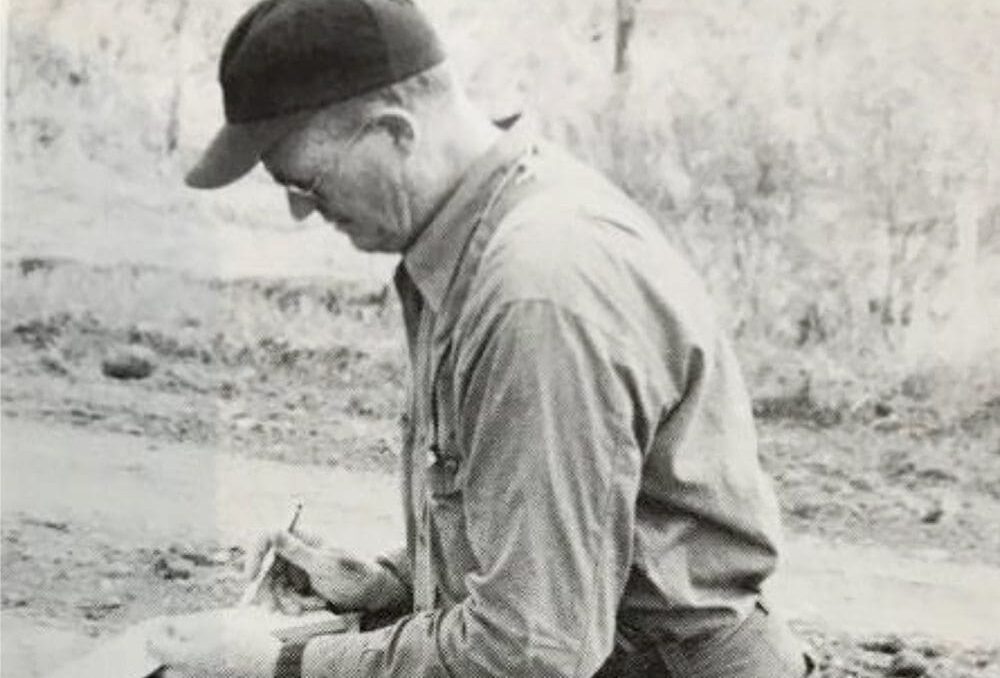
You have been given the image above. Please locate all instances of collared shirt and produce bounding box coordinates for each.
[304,121,785,678]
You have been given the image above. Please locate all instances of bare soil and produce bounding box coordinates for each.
[2,257,999,677]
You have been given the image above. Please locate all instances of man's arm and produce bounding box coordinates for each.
[363,547,413,628]
[301,300,644,678]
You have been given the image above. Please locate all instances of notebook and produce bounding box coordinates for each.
[45,608,360,678]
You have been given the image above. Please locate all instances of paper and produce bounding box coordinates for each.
[45,625,162,678]
[44,608,360,678]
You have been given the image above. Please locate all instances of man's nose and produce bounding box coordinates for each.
[287,191,316,221]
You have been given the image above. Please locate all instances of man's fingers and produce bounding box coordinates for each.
[274,589,328,616]
[253,578,282,612]
[245,525,330,581]
[244,530,281,580]
[296,594,330,612]
[290,526,323,548]
[272,530,318,572]
[245,526,307,580]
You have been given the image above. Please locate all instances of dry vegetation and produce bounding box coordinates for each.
[5,0,999,414]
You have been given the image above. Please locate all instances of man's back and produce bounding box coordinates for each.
[386,124,807,676]
[460,136,784,632]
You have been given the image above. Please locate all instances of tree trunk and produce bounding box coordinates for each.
[165,0,191,155]
[614,0,638,74]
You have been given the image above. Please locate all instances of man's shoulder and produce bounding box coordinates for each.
[478,145,694,301]
[460,145,717,348]
[478,195,632,311]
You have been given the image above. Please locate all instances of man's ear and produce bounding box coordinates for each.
[372,107,419,156]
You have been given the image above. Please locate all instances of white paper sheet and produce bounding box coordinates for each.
[45,608,360,678]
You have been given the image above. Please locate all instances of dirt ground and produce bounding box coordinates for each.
[2,255,999,677]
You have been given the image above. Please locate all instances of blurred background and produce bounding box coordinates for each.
[2,3,1000,675]
[4,0,998,415]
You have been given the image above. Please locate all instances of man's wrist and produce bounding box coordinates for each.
[274,640,307,678]
[298,634,354,678]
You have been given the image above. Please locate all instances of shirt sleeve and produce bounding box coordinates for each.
[374,546,412,599]
[303,300,644,678]
[364,546,412,624]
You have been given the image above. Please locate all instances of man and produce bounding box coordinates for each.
[148,0,812,676]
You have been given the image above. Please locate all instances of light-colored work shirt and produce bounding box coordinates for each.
[304,121,786,678]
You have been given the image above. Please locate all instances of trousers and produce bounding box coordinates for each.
[593,602,813,678]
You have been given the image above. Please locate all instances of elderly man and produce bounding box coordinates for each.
[148,0,811,676]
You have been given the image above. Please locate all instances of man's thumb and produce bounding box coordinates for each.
[273,530,317,571]
[243,532,277,580]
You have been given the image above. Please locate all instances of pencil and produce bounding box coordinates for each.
[239,503,303,607]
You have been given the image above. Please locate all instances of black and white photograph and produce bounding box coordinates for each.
[1,1,998,677]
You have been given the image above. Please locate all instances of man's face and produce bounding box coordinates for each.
[262,112,415,253]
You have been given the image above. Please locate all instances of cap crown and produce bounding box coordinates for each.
[219,0,445,123]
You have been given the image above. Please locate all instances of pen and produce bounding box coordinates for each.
[239,502,303,607]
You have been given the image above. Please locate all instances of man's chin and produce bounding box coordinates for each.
[335,222,407,254]
[345,231,402,254]
[328,219,378,251]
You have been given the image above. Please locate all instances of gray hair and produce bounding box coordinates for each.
[317,62,456,133]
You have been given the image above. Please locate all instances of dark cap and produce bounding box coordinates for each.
[186,0,445,189]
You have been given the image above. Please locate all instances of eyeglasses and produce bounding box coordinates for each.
[281,121,373,221]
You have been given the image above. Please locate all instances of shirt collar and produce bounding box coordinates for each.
[401,116,534,314]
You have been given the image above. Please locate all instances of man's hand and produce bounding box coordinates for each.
[144,611,281,678]
[246,528,405,613]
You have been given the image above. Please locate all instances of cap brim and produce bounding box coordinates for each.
[185,110,316,189]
